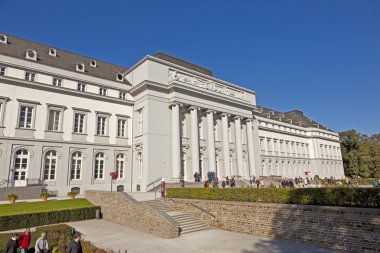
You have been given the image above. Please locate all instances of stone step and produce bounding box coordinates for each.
[180,226,211,235]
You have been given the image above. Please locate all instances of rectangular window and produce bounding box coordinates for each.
[77,83,86,92]
[99,88,107,96]
[48,110,61,131]
[97,116,107,135]
[119,92,127,100]
[25,72,36,82]
[0,66,5,76]
[117,119,127,137]
[52,77,62,87]
[74,113,85,133]
[18,106,33,128]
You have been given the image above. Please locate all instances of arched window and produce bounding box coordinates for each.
[14,149,29,183]
[44,150,57,181]
[71,151,82,180]
[137,152,143,179]
[116,153,125,179]
[94,153,105,179]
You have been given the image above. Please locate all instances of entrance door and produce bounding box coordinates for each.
[13,149,29,187]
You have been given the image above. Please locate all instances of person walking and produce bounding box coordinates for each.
[35,232,49,253]
[67,233,83,253]
[19,228,31,253]
[222,181,226,188]
[4,234,18,253]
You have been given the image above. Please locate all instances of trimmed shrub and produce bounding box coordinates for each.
[0,206,99,231]
[166,188,380,208]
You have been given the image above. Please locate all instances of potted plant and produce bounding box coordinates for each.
[7,193,18,204]
[40,192,49,201]
[67,191,77,199]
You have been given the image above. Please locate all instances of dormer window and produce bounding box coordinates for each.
[76,63,85,72]
[116,73,124,82]
[0,34,7,44]
[99,88,107,96]
[48,48,57,56]
[90,60,97,67]
[25,49,37,61]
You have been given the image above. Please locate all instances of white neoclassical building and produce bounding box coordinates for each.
[0,33,344,195]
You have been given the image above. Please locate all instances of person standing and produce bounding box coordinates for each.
[35,232,49,253]
[19,228,31,253]
[67,233,83,253]
[4,234,18,253]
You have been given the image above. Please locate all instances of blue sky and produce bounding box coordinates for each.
[2,0,379,135]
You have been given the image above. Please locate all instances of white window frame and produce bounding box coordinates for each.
[44,150,58,181]
[94,152,105,180]
[17,100,40,129]
[96,111,110,136]
[72,108,90,134]
[116,153,125,179]
[116,115,129,138]
[119,92,127,100]
[99,88,107,96]
[25,72,36,82]
[52,77,62,87]
[46,104,66,132]
[13,149,29,181]
[71,151,83,180]
[0,66,6,76]
[77,83,86,92]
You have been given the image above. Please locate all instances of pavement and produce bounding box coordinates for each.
[67,219,343,253]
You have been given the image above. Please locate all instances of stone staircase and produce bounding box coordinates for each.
[142,199,211,235]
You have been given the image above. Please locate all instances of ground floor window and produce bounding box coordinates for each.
[14,149,29,180]
[44,150,57,180]
[94,152,105,179]
[71,151,82,180]
[116,153,125,179]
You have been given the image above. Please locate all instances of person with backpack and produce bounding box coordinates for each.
[35,232,49,253]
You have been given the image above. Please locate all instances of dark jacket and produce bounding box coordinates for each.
[67,240,83,253]
[4,239,18,253]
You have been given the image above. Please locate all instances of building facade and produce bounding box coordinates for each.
[0,33,344,195]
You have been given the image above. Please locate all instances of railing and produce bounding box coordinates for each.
[0,180,9,188]
[26,178,44,186]
[146,177,163,192]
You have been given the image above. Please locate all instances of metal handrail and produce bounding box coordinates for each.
[0,180,9,188]
[146,177,163,192]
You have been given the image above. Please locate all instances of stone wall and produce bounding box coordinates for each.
[0,186,42,200]
[166,198,380,252]
[85,191,179,238]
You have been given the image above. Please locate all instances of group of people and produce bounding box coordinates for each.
[4,229,83,253]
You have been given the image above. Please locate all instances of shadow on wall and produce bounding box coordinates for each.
[264,190,380,253]
[241,238,338,253]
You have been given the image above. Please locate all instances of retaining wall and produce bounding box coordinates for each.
[166,198,380,252]
[85,191,179,238]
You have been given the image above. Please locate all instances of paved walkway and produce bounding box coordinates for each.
[67,220,342,253]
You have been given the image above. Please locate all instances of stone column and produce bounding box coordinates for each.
[221,113,231,177]
[246,119,256,177]
[171,103,181,179]
[190,106,200,177]
[206,110,216,172]
[234,116,244,177]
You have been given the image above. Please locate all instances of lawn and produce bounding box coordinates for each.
[0,199,95,217]
[0,224,112,252]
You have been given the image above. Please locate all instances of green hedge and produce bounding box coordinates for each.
[0,206,99,231]
[166,188,380,208]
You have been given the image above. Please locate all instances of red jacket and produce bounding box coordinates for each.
[18,232,31,249]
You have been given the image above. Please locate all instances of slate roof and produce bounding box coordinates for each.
[154,52,213,76]
[0,33,128,82]
[253,106,332,131]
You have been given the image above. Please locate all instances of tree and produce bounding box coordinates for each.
[339,130,380,178]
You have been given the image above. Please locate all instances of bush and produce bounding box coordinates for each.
[6,193,18,201]
[40,192,50,198]
[166,188,380,208]
[0,206,99,231]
